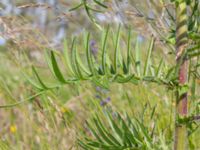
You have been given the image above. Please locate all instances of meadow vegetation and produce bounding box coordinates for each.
[0,0,200,150]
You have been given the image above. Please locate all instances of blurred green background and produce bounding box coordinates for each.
[0,0,199,149]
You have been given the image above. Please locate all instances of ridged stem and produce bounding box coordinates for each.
[174,1,188,150]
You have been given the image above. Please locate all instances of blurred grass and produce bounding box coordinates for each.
[0,32,200,149]
[0,1,200,149]
[0,55,196,149]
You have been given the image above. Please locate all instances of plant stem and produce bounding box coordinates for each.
[174,1,188,150]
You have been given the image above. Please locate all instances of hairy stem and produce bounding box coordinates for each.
[174,1,188,150]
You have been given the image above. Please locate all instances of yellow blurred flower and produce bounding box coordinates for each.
[61,107,68,113]
[10,125,17,133]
